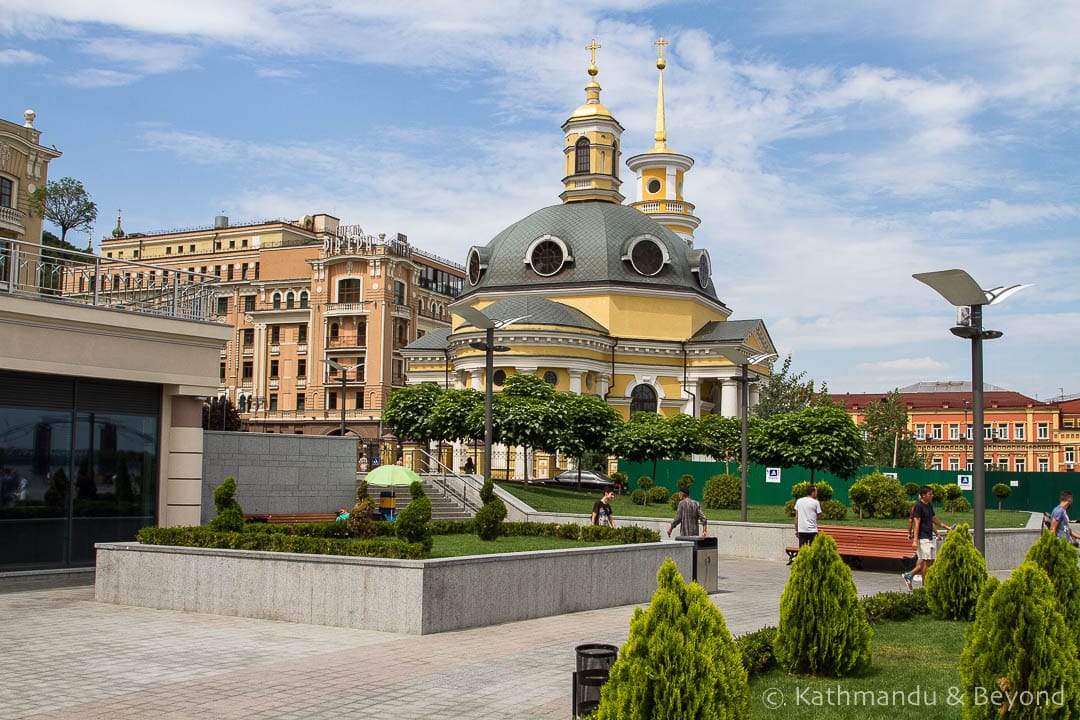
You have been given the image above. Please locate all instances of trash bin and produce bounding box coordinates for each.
[675,535,718,593]
[572,643,618,717]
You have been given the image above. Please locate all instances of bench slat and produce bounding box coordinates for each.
[785,525,915,565]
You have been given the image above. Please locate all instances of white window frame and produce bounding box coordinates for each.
[931,458,942,470]
[1015,458,1025,472]
[1038,457,1049,472]
[1066,447,1075,464]
[996,424,1008,440]
[984,424,993,440]
[1014,423,1025,440]
[949,458,960,471]
[932,424,943,440]
[1038,423,1050,440]
[915,424,925,441]
[949,424,959,441]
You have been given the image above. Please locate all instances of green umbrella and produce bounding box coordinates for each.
[365,464,423,486]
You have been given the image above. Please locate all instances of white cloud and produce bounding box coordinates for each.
[857,357,949,372]
[64,68,138,88]
[80,37,200,74]
[0,48,45,64]
[928,200,1079,231]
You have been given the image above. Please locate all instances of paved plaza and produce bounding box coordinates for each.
[0,557,921,720]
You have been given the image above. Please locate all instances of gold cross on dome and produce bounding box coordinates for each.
[655,36,668,60]
[586,39,601,65]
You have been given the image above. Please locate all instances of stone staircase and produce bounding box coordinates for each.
[363,479,474,521]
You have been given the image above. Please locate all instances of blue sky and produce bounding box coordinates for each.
[4,1,1079,400]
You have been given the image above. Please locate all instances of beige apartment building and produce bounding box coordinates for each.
[98,213,464,449]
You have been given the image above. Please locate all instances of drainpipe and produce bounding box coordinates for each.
[603,337,619,402]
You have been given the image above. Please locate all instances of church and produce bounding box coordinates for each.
[401,39,776,474]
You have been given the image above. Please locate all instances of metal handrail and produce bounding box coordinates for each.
[410,446,482,513]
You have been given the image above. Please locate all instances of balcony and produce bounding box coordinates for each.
[297,343,307,355]
[327,334,366,349]
[296,378,307,389]
[270,344,280,355]
[324,302,373,317]
[242,344,254,356]
[269,378,279,390]
[0,205,26,234]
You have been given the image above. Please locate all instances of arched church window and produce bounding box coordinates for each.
[612,140,619,179]
[272,293,281,309]
[630,384,658,414]
[575,137,590,174]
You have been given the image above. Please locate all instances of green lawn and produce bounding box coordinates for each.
[425,533,618,559]
[496,482,1032,529]
[750,618,968,719]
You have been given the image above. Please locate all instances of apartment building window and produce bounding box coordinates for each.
[297,359,306,377]
[268,394,277,411]
[996,424,1008,440]
[215,241,222,250]
[932,424,942,440]
[178,246,184,254]
[227,265,234,281]
[296,394,305,412]
[254,262,260,279]
[984,424,993,440]
[966,460,974,471]
[243,295,256,312]
[229,240,236,249]
[328,392,338,410]
[1066,447,1076,464]
[1039,458,1049,472]
[242,361,253,380]
[214,265,221,277]
[931,458,942,470]
[965,424,973,440]
[394,280,406,305]
[949,458,959,471]
[216,297,229,315]
[298,325,307,343]
[1015,458,1025,472]
[300,291,309,309]
[241,264,248,280]
[270,326,280,344]
[189,244,195,252]
[165,247,172,255]
[0,177,13,207]
[242,329,254,347]
[286,292,295,309]
[914,424,925,440]
[338,279,362,303]
[354,359,366,383]
[1038,423,1050,440]
[242,238,248,248]
[949,424,959,441]
[329,323,339,340]
[269,360,279,379]
[272,293,281,309]
[1015,423,1025,440]
[355,392,364,410]
[219,362,226,382]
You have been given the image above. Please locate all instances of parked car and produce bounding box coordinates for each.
[546,469,611,489]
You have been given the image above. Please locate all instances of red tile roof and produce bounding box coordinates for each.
[831,391,1047,412]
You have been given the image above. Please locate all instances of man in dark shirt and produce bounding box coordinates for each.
[591,487,616,528]
[903,485,951,590]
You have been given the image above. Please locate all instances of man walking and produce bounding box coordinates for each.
[1049,490,1080,544]
[794,484,823,548]
[591,487,616,528]
[667,487,707,538]
[903,485,951,590]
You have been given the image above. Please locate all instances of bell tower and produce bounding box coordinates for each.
[560,39,625,204]
[626,37,701,246]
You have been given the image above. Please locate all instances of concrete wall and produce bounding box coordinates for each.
[201,432,359,524]
[95,541,693,634]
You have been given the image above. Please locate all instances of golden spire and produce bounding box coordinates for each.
[586,38,601,73]
[653,36,668,151]
[570,37,612,119]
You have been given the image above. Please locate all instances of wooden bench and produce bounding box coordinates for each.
[786,525,915,571]
[244,513,338,524]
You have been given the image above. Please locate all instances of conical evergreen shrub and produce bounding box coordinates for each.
[208,476,244,532]
[774,533,872,676]
[596,559,749,720]
[924,522,987,620]
[1024,530,1080,630]
[959,562,1080,718]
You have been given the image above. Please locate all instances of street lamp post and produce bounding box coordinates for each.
[321,358,363,436]
[914,269,1029,555]
[720,349,778,522]
[454,306,528,483]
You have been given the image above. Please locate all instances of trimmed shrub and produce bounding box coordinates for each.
[929,483,948,504]
[703,473,741,510]
[992,483,1011,510]
[355,479,369,501]
[677,474,694,492]
[474,497,507,541]
[859,588,929,623]
[774,533,872,676]
[395,484,432,551]
[479,478,496,505]
[735,626,777,677]
[648,486,669,504]
[903,482,920,498]
[959,562,1080,718]
[783,498,797,517]
[345,496,377,539]
[924,522,987,620]
[596,559,749,719]
[944,484,963,501]
[820,499,847,521]
[636,476,654,505]
[609,471,628,492]
[209,477,244,532]
[136,526,424,559]
[630,489,647,506]
[848,472,909,519]
[791,480,834,502]
[945,496,971,513]
[1025,530,1080,630]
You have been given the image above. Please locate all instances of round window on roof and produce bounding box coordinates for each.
[527,236,568,277]
[467,249,485,286]
[629,238,665,276]
[543,370,558,385]
[697,251,711,289]
[647,178,662,194]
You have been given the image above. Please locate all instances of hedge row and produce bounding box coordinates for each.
[241,519,660,544]
[135,526,424,559]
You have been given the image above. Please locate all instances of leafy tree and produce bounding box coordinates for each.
[382,383,444,443]
[664,413,701,459]
[487,374,564,484]
[202,397,242,431]
[959,562,1080,718]
[596,559,750,720]
[861,389,924,469]
[426,388,483,444]
[750,405,865,483]
[29,177,98,244]
[992,483,1012,510]
[609,412,673,479]
[698,413,743,473]
[775,533,872,676]
[924,522,987,620]
[551,393,620,487]
[752,355,829,419]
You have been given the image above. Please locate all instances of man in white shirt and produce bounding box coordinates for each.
[794,484,823,548]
